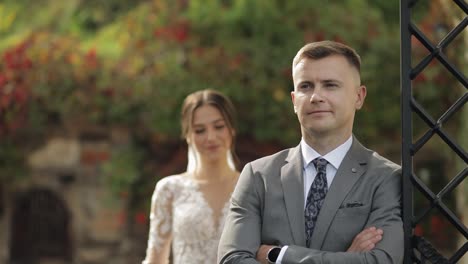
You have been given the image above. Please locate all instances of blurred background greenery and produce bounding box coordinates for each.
[0,0,466,262]
[0,0,406,175]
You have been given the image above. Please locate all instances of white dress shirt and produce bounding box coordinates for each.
[276,136,353,263]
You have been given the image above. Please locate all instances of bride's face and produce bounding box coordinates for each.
[188,104,233,162]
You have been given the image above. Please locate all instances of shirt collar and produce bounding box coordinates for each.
[300,136,353,170]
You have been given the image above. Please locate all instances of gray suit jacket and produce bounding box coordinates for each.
[218,138,403,264]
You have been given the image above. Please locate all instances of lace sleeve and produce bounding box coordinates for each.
[142,177,174,264]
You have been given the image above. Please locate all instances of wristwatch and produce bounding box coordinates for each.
[266,246,282,263]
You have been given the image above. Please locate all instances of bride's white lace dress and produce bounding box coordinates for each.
[143,175,231,264]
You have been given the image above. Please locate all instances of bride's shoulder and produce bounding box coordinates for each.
[155,172,191,188]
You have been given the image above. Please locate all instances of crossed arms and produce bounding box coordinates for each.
[217,157,404,264]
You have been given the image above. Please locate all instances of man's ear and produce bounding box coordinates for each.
[291,91,297,113]
[355,85,367,110]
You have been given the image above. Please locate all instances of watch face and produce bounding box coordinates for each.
[267,247,281,263]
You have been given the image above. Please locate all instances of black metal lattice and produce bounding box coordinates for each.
[401,0,467,263]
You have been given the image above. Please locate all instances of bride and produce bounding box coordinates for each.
[142,89,240,264]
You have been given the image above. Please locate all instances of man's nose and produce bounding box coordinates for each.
[310,88,324,103]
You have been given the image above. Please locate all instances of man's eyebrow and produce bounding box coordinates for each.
[322,79,343,84]
[322,79,340,83]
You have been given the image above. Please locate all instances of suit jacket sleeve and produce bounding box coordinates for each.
[218,162,264,264]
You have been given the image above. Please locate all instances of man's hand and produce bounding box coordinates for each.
[257,227,382,262]
[256,244,276,264]
[347,226,383,252]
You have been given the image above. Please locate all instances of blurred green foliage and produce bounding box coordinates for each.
[102,143,143,197]
[0,0,464,185]
[0,0,398,141]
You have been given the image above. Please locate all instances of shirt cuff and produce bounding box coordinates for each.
[276,245,288,264]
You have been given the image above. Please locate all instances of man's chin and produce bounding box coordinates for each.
[303,123,331,133]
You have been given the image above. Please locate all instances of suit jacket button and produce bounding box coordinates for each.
[351,168,357,173]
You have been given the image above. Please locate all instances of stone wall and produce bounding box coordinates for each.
[0,129,145,264]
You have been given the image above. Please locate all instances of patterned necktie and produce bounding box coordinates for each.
[304,157,328,247]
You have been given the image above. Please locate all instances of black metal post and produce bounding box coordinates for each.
[400,1,414,263]
[401,0,467,263]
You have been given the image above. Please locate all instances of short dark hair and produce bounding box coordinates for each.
[292,40,361,73]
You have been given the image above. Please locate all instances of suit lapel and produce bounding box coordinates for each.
[280,145,306,246]
[310,138,369,249]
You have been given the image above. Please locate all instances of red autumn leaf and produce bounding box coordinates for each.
[172,22,190,43]
[414,224,424,236]
[23,58,33,69]
[0,74,7,87]
[135,212,147,225]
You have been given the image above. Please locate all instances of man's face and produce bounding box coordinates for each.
[291,55,366,139]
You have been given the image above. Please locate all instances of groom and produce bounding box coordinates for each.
[218,41,403,263]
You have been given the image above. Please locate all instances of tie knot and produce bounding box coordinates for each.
[312,158,328,172]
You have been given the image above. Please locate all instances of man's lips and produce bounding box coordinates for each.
[307,110,331,115]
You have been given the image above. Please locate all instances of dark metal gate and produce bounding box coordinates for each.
[400,0,467,263]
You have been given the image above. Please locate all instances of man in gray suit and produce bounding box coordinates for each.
[218,41,403,264]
